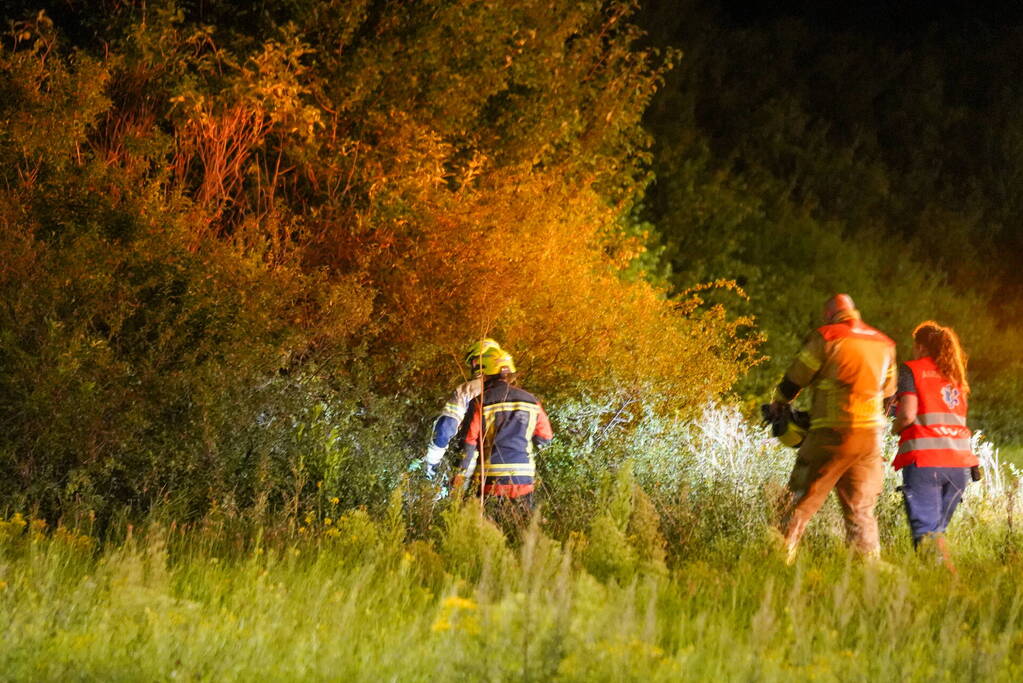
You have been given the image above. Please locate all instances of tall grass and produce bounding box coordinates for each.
[2,407,1022,681]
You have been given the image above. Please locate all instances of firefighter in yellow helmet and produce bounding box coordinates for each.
[421,338,502,478]
[451,347,553,527]
[767,294,897,562]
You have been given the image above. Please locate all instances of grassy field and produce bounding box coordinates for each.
[997,445,1023,470]
[2,484,1022,681]
[2,407,1020,681]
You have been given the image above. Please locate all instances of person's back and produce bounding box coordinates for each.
[895,355,974,468]
[454,351,552,525]
[458,378,550,498]
[784,313,895,430]
[892,321,978,568]
[769,294,896,562]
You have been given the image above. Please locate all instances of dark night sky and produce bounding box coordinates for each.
[716,0,1023,36]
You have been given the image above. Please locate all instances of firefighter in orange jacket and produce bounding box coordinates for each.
[452,348,552,525]
[891,321,977,560]
[768,294,897,561]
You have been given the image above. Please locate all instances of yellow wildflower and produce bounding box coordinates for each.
[441,596,477,611]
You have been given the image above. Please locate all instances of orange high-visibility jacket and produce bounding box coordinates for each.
[782,315,897,430]
[894,357,977,470]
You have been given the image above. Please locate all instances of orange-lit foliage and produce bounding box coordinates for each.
[0,1,757,517]
[361,165,756,408]
[111,0,757,408]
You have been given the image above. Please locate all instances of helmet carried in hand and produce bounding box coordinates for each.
[761,404,811,448]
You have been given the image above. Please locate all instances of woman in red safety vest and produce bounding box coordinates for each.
[892,321,978,561]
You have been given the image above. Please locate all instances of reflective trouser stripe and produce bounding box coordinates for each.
[914,412,967,427]
[897,437,972,454]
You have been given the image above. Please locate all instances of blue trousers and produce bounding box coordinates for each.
[900,464,970,546]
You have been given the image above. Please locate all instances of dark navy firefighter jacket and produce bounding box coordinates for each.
[457,378,553,498]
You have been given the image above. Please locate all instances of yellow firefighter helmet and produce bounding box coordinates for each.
[479,348,516,377]
[463,338,502,370]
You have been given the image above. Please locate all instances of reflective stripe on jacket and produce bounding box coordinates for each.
[782,314,897,430]
[459,379,553,498]
[894,357,977,470]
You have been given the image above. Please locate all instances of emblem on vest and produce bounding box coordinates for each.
[941,384,961,410]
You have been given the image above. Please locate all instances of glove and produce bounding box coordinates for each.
[423,443,446,480]
[764,401,788,422]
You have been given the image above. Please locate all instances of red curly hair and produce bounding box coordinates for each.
[913,320,970,395]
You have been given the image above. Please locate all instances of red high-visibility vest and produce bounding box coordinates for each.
[894,357,977,470]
